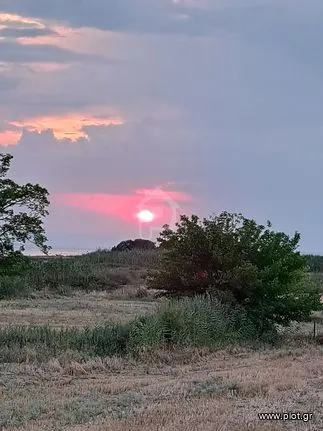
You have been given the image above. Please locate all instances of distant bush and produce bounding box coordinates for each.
[111,239,156,252]
[148,212,323,331]
[79,248,160,267]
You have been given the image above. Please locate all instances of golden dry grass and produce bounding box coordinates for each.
[0,289,157,328]
[0,290,322,430]
[0,345,322,430]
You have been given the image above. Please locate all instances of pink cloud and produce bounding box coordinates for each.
[0,12,44,29]
[0,130,22,146]
[7,113,124,142]
[53,188,193,226]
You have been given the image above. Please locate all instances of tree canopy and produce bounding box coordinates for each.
[0,153,51,275]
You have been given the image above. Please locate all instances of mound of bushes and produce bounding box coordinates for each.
[111,239,156,252]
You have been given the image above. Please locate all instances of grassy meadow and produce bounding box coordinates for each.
[0,249,322,430]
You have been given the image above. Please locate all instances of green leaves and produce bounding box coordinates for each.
[0,153,51,277]
[149,211,322,329]
[0,154,13,178]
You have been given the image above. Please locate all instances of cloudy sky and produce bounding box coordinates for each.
[0,0,322,254]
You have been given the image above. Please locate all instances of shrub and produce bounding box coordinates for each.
[148,212,322,330]
[0,296,274,362]
[111,239,156,252]
[129,296,273,353]
[0,275,30,299]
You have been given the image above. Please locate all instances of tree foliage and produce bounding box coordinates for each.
[148,212,322,329]
[0,153,51,275]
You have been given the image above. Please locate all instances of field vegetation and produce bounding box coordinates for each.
[0,249,322,430]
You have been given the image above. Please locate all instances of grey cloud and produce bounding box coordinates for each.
[0,0,318,38]
[8,116,197,194]
[2,0,323,76]
[0,40,113,64]
[3,24,323,137]
[0,0,222,35]
[1,17,321,138]
[211,4,323,76]
[0,27,58,38]
[0,74,19,91]
[3,0,323,70]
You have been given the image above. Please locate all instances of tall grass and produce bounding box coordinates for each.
[77,248,161,268]
[0,297,276,362]
[26,257,131,291]
[310,272,323,293]
[129,297,277,352]
[0,275,31,299]
[305,254,323,272]
[0,249,161,298]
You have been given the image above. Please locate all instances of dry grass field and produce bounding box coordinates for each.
[0,288,322,431]
[0,289,157,329]
[0,342,322,430]
[0,251,322,430]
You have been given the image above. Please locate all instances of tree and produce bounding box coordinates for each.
[148,212,322,329]
[0,153,51,275]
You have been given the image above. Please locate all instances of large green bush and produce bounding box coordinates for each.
[148,212,322,330]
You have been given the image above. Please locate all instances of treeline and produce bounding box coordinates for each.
[305,255,323,272]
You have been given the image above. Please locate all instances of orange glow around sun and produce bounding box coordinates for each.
[8,113,124,142]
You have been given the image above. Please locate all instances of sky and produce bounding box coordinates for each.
[0,0,323,254]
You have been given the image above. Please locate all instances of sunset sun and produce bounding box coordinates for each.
[136,209,154,223]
